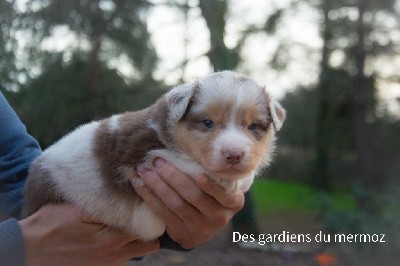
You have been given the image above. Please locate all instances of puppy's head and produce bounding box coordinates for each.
[155,71,285,181]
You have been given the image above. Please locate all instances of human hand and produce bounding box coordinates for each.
[18,204,159,266]
[133,158,245,249]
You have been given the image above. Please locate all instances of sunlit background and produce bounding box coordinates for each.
[1,0,399,265]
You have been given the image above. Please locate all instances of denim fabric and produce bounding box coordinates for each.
[0,92,41,217]
[0,218,25,266]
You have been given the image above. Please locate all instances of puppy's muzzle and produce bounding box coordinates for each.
[223,149,244,165]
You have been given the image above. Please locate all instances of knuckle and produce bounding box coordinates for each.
[227,193,245,211]
[37,205,52,218]
[212,213,231,229]
[170,199,186,213]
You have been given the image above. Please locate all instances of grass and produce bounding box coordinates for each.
[251,179,356,214]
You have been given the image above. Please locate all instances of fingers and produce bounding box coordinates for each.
[93,223,158,261]
[132,158,246,249]
[44,204,139,245]
[118,239,159,260]
[133,184,187,228]
[194,175,245,211]
[90,223,159,262]
[150,159,221,216]
[133,184,167,220]
[95,226,139,247]
[135,163,201,222]
[138,159,244,213]
[23,203,158,266]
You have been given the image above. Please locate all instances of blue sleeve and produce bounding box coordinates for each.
[0,91,41,217]
[0,218,25,266]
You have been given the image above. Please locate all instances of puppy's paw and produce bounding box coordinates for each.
[118,164,148,185]
[130,201,166,241]
[130,177,145,188]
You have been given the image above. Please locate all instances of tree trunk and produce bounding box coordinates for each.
[199,0,238,70]
[354,0,370,209]
[85,33,102,119]
[199,0,257,234]
[85,0,103,119]
[314,0,333,191]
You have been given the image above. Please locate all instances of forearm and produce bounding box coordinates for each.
[0,92,41,217]
[0,218,25,266]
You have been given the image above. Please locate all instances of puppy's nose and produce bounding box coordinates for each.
[224,150,244,165]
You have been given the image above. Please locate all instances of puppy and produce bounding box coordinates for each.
[22,71,286,241]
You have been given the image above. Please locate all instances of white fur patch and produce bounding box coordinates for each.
[38,121,165,240]
[41,122,101,189]
[212,126,252,166]
[219,172,255,192]
[130,201,166,241]
[148,149,253,193]
[194,71,262,114]
[108,114,121,132]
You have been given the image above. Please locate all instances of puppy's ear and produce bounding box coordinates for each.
[149,84,194,146]
[270,100,286,131]
[165,84,194,122]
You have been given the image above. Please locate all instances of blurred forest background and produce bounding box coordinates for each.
[1,0,399,264]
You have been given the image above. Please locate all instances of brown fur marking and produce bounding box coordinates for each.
[21,158,65,218]
[93,108,166,200]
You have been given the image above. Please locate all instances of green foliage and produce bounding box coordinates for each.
[317,183,400,255]
[11,54,163,148]
[279,88,318,147]
[20,0,157,75]
[2,0,164,147]
[252,179,355,215]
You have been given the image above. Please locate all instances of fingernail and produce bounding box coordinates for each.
[154,158,166,169]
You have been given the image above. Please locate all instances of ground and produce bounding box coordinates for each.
[130,228,318,266]
[129,212,324,266]
[129,211,399,266]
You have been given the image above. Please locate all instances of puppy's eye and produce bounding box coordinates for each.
[248,123,258,130]
[202,119,214,129]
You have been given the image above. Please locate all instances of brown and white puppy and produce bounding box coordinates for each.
[22,71,286,241]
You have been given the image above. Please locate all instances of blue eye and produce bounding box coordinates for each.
[202,119,214,129]
[248,123,258,130]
